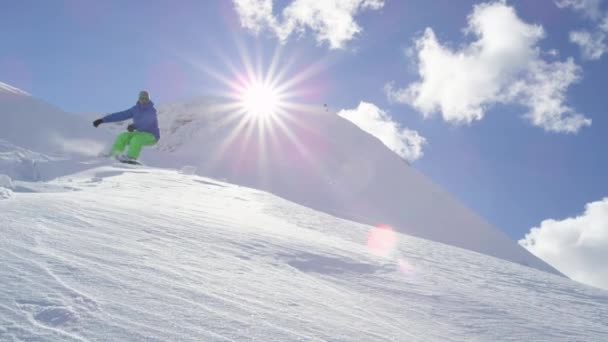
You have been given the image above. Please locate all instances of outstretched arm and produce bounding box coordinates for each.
[103,106,135,123]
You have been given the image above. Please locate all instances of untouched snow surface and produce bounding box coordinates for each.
[1,165,607,341]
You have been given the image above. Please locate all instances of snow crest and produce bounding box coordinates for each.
[0,173,14,189]
[0,81,29,96]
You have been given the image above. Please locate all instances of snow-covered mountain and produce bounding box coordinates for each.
[1,166,606,341]
[0,82,557,273]
[2,81,607,340]
[148,97,559,274]
[0,82,107,155]
[0,81,557,274]
[0,82,109,181]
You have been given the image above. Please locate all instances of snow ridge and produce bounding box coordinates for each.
[0,81,29,96]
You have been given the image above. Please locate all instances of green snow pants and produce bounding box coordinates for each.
[111,131,157,159]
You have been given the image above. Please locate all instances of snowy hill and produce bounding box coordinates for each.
[0,81,557,273]
[0,82,107,155]
[0,82,558,273]
[0,81,109,182]
[1,165,606,341]
[146,98,559,274]
[1,82,607,340]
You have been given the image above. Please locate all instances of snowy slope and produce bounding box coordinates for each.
[0,82,110,182]
[0,81,107,155]
[0,165,606,341]
[0,81,556,273]
[143,98,559,274]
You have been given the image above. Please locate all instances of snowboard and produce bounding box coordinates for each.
[116,155,143,165]
[98,151,144,166]
[106,153,144,166]
[118,159,142,165]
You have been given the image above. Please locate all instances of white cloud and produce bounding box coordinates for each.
[386,1,590,133]
[601,15,608,31]
[520,198,608,290]
[570,30,608,60]
[555,0,603,20]
[556,0,608,60]
[232,0,384,49]
[509,58,590,133]
[232,0,276,34]
[338,102,426,162]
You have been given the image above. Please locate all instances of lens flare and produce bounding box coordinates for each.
[398,258,415,274]
[367,225,417,275]
[367,225,397,258]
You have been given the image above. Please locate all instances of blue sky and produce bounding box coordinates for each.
[2,0,608,257]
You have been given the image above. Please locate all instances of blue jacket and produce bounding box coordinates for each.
[103,101,161,140]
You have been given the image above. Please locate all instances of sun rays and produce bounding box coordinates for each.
[188,41,331,179]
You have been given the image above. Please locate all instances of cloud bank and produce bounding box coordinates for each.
[233,0,384,49]
[386,1,590,133]
[338,102,426,162]
[520,198,608,290]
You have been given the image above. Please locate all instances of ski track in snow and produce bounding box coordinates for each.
[1,165,607,341]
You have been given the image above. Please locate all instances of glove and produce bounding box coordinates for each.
[93,119,103,127]
[127,124,136,132]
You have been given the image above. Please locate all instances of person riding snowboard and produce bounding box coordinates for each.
[93,90,160,163]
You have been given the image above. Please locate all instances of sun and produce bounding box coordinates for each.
[240,81,281,118]
[193,42,328,174]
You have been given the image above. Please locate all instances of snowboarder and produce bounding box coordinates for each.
[93,90,160,164]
